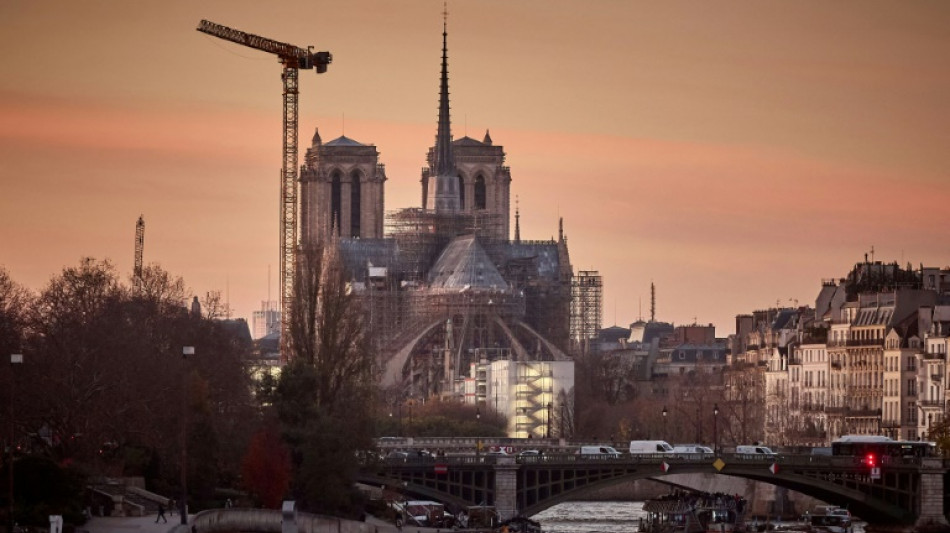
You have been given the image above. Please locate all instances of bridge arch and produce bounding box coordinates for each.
[362,455,940,526]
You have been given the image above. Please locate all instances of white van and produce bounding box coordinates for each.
[578,445,622,457]
[671,444,713,457]
[628,440,675,455]
[735,445,777,456]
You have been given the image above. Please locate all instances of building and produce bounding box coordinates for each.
[295,16,575,436]
[571,270,603,354]
[251,300,280,340]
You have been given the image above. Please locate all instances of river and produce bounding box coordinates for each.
[532,502,868,533]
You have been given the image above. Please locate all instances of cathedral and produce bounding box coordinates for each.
[298,17,575,437]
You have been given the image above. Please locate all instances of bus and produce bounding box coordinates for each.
[831,435,935,464]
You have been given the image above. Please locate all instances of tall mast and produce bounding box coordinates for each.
[428,5,459,212]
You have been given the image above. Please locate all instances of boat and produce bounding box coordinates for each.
[496,515,543,533]
[390,499,455,528]
[640,491,747,533]
[803,506,852,533]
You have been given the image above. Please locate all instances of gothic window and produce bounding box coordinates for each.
[457,174,465,210]
[474,175,486,210]
[331,170,342,233]
[350,170,361,237]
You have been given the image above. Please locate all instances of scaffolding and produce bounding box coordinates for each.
[570,270,603,354]
[385,208,505,282]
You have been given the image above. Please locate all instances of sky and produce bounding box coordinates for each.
[1,1,949,335]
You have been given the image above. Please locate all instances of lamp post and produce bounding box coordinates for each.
[8,354,23,533]
[662,406,668,441]
[713,403,719,455]
[180,346,194,525]
[475,406,481,461]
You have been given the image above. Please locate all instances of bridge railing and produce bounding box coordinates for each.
[363,452,932,469]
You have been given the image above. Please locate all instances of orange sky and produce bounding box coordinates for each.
[1,1,949,334]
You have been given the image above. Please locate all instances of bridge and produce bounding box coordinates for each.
[358,450,950,531]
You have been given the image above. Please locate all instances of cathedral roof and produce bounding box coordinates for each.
[325,135,365,147]
[428,235,508,291]
[453,136,486,146]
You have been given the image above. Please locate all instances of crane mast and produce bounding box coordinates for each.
[197,20,331,362]
[134,215,145,293]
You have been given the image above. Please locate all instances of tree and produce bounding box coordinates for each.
[275,242,376,518]
[9,258,257,510]
[0,267,30,357]
[241,420,291,508]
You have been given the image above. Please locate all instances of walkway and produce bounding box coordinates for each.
[80,513,192,533]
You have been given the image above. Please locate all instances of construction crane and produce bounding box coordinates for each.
[196,19,331,361]
[134,215,145,293]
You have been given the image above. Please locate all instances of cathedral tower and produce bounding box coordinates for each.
[420,15,512,240]
[300,129,386,244]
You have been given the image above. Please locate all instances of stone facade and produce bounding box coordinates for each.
[299,131,386,244]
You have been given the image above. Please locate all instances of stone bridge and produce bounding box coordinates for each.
[358,453,949,530]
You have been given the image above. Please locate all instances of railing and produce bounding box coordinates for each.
[919,399,944,408]
[363,451,933,469]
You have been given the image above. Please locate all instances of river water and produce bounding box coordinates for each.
[532,502,868,533]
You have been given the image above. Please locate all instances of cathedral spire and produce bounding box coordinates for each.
[434,4,455,179]
[514,196,521,243]
[427,2,460,212]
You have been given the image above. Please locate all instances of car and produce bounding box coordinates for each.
[385,451,410,462]
[735,445,777,456]
[578,445,622,458]
[517,449,542,457]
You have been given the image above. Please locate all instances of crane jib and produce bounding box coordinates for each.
[196,19,331,70]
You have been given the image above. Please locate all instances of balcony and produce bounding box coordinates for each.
[847,339,885,347]
[880,419,901,429]
[846,408,880,417]
[932,374,943,382]
[919,399,944,408]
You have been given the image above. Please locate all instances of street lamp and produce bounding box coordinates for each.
[475,406,481,461]
[8,353,23,533]
[662,406,668,441]
[713,403,719,455]
[180,346,194,525]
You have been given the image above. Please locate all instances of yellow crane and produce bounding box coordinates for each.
[197,19,331,360]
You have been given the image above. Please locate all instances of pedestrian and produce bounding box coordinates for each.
[155,503,167,523]
[225,498,232,509]
[169,499,176,516]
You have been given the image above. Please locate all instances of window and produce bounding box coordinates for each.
[350,171,361,237]
[330,170,342,232]
[474,175,487,210]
